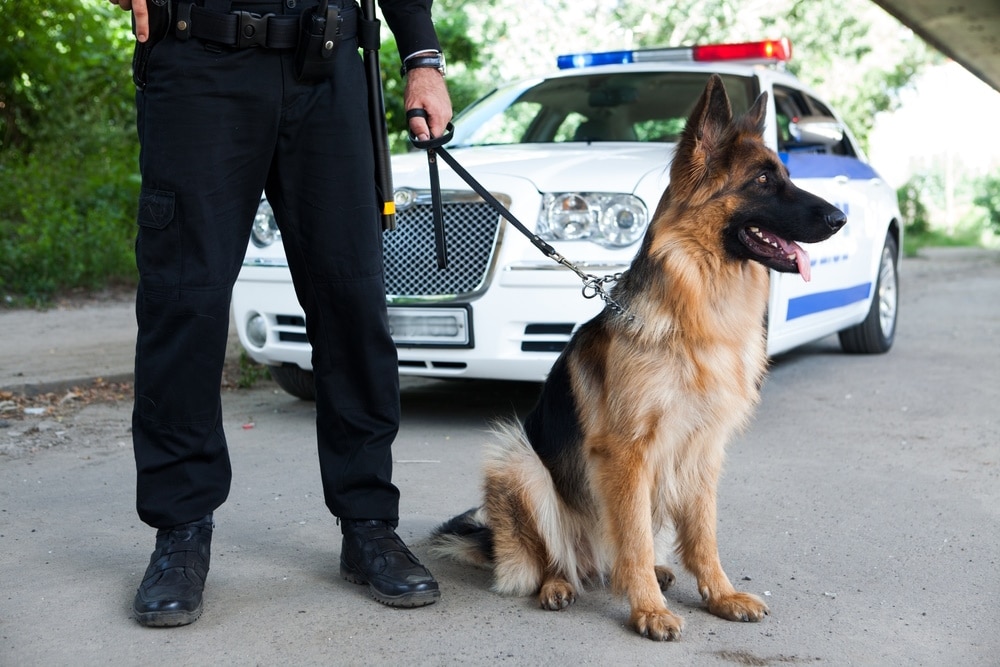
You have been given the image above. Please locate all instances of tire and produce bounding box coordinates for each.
[838,234,898,354]
[268,365,316,401]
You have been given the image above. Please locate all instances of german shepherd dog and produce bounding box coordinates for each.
[430,75,846,640]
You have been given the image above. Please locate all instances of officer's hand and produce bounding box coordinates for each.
[110,0,150,43]
[404,69,453,142]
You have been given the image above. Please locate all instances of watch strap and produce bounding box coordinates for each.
[401,53,444,77]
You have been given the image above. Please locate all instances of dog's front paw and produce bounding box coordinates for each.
[707,592,769,622]
[538,579,576,610]
[629,608,684,641]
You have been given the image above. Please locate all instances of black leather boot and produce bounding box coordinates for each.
[132,514,213,627]
[340,520,440,608]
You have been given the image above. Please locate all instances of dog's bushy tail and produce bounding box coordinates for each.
[429,507,495,567]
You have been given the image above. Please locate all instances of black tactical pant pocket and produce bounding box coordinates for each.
[135,188,179,299]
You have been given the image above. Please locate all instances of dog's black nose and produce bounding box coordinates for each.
[826,209,847,231]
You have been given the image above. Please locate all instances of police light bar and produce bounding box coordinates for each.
[557,38,792,69]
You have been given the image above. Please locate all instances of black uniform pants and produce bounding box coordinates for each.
[132,0,401,529]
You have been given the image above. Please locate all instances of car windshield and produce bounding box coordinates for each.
[450,71,756,147]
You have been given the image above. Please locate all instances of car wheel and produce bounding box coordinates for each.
[268,365,316,401]
[838,233,898,354]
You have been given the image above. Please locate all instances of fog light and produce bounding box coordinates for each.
[246,313,267,348]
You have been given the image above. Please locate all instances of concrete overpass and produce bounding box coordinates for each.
[872,0,1000,91]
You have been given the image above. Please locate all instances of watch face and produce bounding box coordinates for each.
[404,53,445,76]
[423,55,445,74]
[407,53,444,74]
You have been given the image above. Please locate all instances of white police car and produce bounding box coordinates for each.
[233,38,902,399]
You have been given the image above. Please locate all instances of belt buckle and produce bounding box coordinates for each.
[234,11,273,48]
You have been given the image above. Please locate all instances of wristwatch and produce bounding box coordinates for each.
[401,51,446,77]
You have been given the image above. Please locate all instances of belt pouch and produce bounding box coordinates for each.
[295,1,340,82]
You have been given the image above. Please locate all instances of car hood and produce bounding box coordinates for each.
[391,143,675,194]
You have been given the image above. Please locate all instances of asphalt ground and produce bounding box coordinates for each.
[1,247,998,665]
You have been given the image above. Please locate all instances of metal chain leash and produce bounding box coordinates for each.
[553,257,630,317]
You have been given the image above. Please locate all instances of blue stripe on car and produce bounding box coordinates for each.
[779,153,880,180]
[786,282,872,320]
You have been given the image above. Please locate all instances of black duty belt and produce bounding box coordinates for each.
[177,3,357,49]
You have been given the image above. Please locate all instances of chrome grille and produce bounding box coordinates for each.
[383,190,507,298]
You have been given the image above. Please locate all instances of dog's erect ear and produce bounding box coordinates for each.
[689,74,733,155]
[741,91,768,136]
[670,74,733,193]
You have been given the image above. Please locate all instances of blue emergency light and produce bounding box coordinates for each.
[557,51,635,69]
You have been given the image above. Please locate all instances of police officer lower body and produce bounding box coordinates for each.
[129,0,438,627]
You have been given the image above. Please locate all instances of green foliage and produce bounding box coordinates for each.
[235,351,270,389]
[0,144,139,299]
[1,0,139,301]
[898,175,932,237]
[904,222,985,256]
[1,0,136,151]
[898,171,995,255]
[898,175,933,256]
[973,172,1000,236]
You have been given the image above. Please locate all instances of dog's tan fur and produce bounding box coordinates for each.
[431,74,845,641]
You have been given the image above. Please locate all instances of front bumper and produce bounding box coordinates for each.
[232,259,613,383]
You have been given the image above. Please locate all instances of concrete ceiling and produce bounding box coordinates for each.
[871,0,1000,92]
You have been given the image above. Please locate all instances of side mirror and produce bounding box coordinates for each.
[789,115,844,147]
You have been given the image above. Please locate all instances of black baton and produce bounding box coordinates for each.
[360,0,396,231]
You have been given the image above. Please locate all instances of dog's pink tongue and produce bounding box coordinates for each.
[774,236,812,281]
[793,244,811,282]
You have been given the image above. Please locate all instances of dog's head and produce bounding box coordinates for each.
[667,74,846,281]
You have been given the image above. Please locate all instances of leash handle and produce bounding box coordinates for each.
[407,110,449,269]
[408,122,454,150]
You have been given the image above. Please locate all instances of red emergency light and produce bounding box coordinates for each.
[693,38,792,63]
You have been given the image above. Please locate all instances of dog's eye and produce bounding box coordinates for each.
[756,173,768,185]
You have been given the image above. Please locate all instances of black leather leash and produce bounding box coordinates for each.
[406,110,448,269]
[405,110,629,315]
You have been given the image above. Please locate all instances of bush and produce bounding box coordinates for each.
[0,141,139,300]
[1,0,139,303]
[973,172,1000,237]
[897,175,931,238]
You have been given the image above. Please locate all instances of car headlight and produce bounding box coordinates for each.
[539,193,647,247]
[251,199,281,247]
